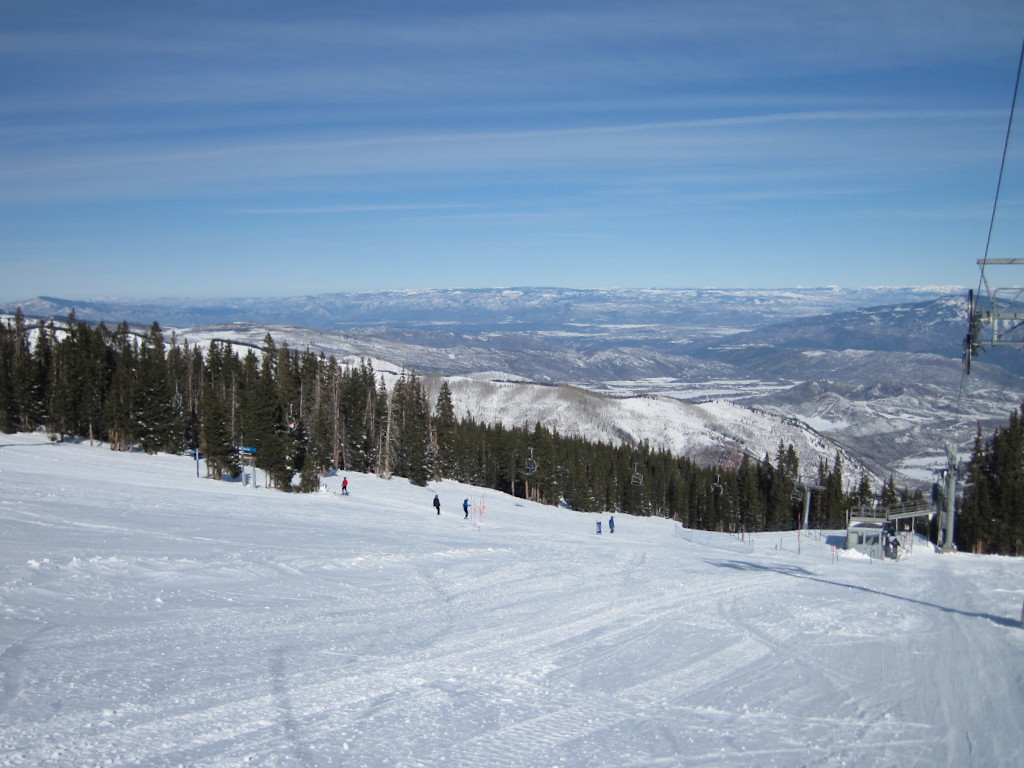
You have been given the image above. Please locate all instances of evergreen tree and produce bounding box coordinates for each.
[821,451,846,528]
[0,316,15,433]
[880,474,900,508]
[386,372,427,485]
[6,310,43,431]
[961,405,1024,555]
[432,380,457,479]
[46,319,74,441]
[30,320,54,433]
[767,442,798,529]
[854,470,873,506]
[79,320,113,444]
[104,322,138,451]
[306,397,334,479]
[959,428,993,553]
[136,322,177,453]
[201,385,238,480]
[736,454,761,533]
[257,431,292,490]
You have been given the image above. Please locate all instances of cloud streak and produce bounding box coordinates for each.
[1,108,1000,208]
[1,0,1022,298]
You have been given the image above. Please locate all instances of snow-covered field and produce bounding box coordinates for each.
[1,434,1022,767]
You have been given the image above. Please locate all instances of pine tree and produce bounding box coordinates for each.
[136,322,177,453]
[30,320,53,433]
[306,397,333,479]
[46,320,74,441]
[256,431,292,490]
[736,454,761,534]
[6,310,43,431]
[812,451,846,529]
[104,322,138,451]
[201,385,238,480]
[767,441,798,529]
[79,320,113,445]
[959,428,993,553]
[881,474,900,508]
[0,316,15,433]
[855,470,873,506]
[387,372,430,485]
[433,380,456,479]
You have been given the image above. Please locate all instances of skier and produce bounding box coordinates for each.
[596,520,602,535]
[608,515,615,534]
[341,477,349,495]
[433,494,441,515]
[463,498,470,519]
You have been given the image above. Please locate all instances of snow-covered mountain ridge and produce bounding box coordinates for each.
[5,286,1021,488]
[2,286,960,333]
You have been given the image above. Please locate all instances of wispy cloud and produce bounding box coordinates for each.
[228,203,483,216]
[0,107,1000,204]
[2,0,1022,298]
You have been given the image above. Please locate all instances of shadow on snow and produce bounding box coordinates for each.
[706,558,1022,630]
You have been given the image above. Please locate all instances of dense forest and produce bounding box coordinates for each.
[2,310,917,533]
[958,404,1024,556]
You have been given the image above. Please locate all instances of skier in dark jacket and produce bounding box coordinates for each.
[609,515,615,534]
[463,498,470,518]
[433,494,441,515]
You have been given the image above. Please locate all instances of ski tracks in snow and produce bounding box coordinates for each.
[3,436,1024,767]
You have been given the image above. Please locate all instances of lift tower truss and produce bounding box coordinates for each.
[964,259,1024,374]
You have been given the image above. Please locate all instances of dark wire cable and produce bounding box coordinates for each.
[957,34,1024,425]
[980,35,1024,271]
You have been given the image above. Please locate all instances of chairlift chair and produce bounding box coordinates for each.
[631,463,644,486]
[525,447,537,474]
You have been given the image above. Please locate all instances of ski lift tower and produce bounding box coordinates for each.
[796,479,826,531]
[934,443,963,553]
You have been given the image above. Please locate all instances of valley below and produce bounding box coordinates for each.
[7,286,1024,490]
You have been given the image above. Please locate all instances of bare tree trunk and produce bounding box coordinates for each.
[382,390,394,479]
[331,375,341,471]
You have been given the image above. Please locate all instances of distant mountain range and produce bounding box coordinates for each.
[6,285,1021,488]
[3,286,961,334]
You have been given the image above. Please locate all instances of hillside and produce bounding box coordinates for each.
[1,434,1022,766]
[421,375,867,477]
[6,286,1023,487]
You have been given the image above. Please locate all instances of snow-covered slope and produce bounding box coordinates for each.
[427,376,866,477]
[1,435,1022,767]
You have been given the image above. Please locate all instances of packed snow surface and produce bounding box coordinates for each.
[1,434,1022,767]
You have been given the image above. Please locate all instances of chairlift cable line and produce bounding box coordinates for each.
[957,33,1024,423]
[979,34,1024,276]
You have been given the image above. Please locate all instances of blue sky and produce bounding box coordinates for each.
[3,1,1024,301]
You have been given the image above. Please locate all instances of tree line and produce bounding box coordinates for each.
[2,310,910,531]
[958,403,1024,555]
